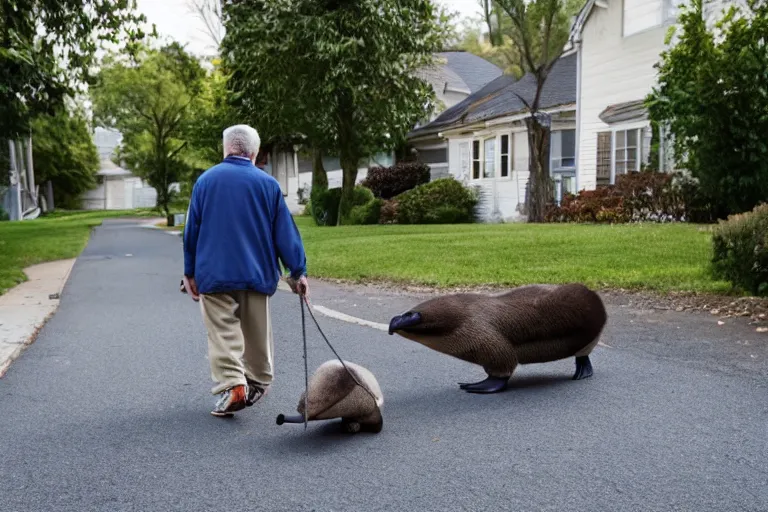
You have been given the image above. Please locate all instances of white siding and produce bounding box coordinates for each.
[577,1,670,190]
[445,129,532,222]
[577,0,743,190]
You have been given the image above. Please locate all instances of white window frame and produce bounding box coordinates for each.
[623,0,686,38]
[550,129,577,172]
[609,121,647,184]
[500,133,512,178]
[470,131,513,181]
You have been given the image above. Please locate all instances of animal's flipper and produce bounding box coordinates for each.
[460,376,510,394]
[572,355,594,380]
[458,378,490,389]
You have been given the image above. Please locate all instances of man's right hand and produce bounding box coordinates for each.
[286,275,310,301]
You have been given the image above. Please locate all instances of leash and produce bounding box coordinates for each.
[298,293,379,428]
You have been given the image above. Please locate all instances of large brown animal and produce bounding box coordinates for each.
[276,359,384,433]
[387,283,607,394]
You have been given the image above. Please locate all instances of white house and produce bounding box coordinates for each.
[261,51,504,213]
[81,127,159,210]
[570,0,744,191]
[406,52,578,222]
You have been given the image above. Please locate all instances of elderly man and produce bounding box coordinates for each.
[182,124,309,417]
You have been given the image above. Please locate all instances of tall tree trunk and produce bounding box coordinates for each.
[524,114,554,222]
[311,146,328,191]
[337,150,359,226]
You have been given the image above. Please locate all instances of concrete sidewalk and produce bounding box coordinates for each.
[0,259,76,377]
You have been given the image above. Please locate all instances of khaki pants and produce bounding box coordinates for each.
[199,291,274,395]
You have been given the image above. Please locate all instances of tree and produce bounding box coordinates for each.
[180,57,240,195]
[221,0,452,225]
[0,0,150,141]
[30,106,100,210]
[186,0,225,54]
[646,0,768,219]
[449,10,524,77]
[91,42,206,216]
[482,0,581,222]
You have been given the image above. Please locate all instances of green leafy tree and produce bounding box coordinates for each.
[179,58,240,196]
[647,0,768,219]
[483,0,581,222]
[449,7,524,77]
[0,0,150,140]
[221,0,451,225]
[91,42,206,216]
[30,106,100,209]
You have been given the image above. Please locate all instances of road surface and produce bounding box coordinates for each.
[1,219,766,512]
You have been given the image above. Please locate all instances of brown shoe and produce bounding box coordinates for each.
[210,385,247,417]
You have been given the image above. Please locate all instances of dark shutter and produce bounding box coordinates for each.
[596,131,611,186]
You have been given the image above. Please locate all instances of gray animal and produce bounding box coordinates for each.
[276,359,384,433]
[387,283,607,394]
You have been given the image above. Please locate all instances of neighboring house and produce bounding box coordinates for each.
[265,51,503,213]
[81,127,158,210]
[570,0,742,191]
[406,52,578,222]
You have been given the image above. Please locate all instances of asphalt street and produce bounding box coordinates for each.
[1,219,766,512]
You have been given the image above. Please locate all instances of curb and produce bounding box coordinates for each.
[0,259,77,379]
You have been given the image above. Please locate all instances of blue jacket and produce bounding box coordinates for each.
[183,156,307,296]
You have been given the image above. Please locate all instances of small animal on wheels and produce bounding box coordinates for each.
[276,359,384,434]
[387,283,608,394]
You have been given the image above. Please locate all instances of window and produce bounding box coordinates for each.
[470,133,511,180]
[624,0,688,37]
[614,128,640,175]
[483,137,495,178]
[500,134,510,178]
[550,129,576,170]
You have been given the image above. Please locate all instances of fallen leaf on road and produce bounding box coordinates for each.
[756,327,768,333]
[717,321,725,326]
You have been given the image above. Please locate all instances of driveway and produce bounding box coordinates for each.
[0,219,766,512]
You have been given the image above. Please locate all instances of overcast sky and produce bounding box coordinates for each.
[134,0,485,58]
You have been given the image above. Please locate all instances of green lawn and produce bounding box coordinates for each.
[1,209,731,297]
[294,217,731,295]
[0,209,157,295]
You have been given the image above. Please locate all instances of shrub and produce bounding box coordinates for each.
[395,177,479,224]
[545,170,713,224]
[545,187,627,223]
[379,199,398,224]
[711,203,768,296]
[309,187,342,226]
[348,198,384,225]
[309,186,376,226]
[361,162,430,200]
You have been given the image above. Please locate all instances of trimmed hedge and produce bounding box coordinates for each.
[361,162,430,200]
[395,177,479,225]
[711,203,768,296]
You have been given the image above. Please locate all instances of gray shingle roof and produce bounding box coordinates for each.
[409,52,577,138]
[436,51,504,93]
[414,63,470,96]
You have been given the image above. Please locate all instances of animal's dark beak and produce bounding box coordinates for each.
[388,311,422,335]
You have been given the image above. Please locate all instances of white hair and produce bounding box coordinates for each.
[223,124,261,159]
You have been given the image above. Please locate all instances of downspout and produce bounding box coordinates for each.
[574,42,583,192]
